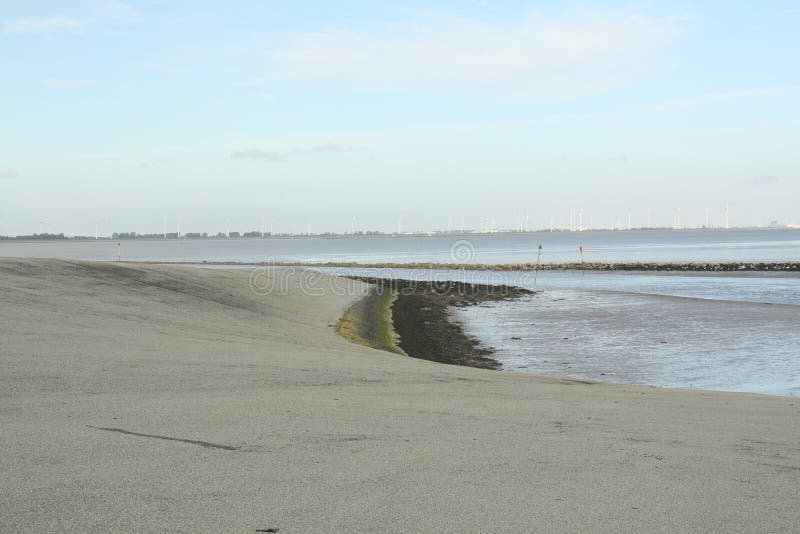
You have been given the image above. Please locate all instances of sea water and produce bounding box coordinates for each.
[454,286,800,398]
[2,228,800,264]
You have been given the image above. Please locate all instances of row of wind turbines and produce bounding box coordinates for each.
[544,205,730,233]
[81,205,733,240]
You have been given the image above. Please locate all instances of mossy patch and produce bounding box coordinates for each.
[337,287,405,355]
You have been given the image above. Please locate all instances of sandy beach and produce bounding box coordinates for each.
[1,259,799,533]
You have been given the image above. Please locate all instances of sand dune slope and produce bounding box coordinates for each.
[1,259,798,533]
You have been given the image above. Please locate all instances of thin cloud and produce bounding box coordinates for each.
[311,142,353,152]
[231,149,286,161]
[2,3,134,36]
[139,159,168,169]
[706,87,800,99]
[2,17,88,35]
[92,0,137,19]
[648,86,800,112]
[136,63,190,75]
[752,175,779,185]
[0,167,17,179]
[232,142,357,161]
[261,9,683,97]
[40,79,99,87]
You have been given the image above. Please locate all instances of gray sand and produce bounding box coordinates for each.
[1,259,798,533]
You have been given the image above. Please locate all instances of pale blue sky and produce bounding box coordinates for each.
[1,1,798,235]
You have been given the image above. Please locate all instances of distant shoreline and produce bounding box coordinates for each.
[3,226,797,243]
[121,259,800,273]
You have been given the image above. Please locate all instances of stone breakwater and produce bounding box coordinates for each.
[347,277,533,369]
[520,261,800,272]
[128,260,800,272]
[304,261,800,272]
[346,277,533,299]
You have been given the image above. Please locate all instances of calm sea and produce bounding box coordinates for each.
[3,229,799,396]
[2,228,799,264]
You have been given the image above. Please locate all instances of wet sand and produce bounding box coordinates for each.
[1,259,799,533]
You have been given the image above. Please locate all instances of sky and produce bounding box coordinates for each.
[1,0,799,236]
